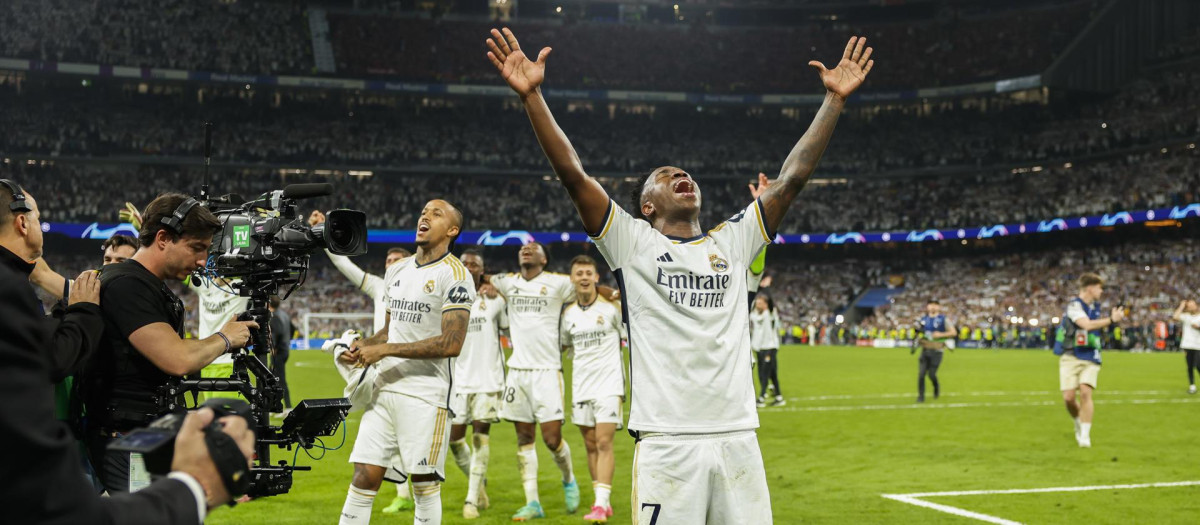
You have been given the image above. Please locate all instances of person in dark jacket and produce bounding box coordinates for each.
[0,251,257,524]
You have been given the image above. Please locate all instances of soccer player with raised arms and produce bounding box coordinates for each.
[336,199,475,525]
[486,27,873,522]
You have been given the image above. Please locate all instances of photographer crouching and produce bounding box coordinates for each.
[81,193,259,495]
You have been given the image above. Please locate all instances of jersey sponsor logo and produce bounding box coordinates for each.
[447,285,472,305]
[423,280,435,293]
[390,297,433,324]
[510,296,551,313]
[708,254,729,273]
[655,267,731,308]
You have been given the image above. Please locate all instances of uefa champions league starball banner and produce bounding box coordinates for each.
[43,203,1200,246]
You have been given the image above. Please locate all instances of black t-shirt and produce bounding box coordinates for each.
[83,260,185,431]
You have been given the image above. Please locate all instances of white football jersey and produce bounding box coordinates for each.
[491,271,575,370]
[1180,312,1200,351]
[592,199,770,433]
[374,253,476,408]
[561,297,625,402]
[194,279,250,340]
[749,309,781,350]
[454,294,508,393]
[326,250,396,333]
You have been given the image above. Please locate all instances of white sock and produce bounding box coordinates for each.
[412,481,442,525]
[517,444,539,504]
[467,434,490,505]
[395,478,411,500]
[594,482,611,509]
[1073,417,1081,433]
[450,437,473,477]
[1080,422,1092,440]
[551,440,575,484]
[339,485,377,525]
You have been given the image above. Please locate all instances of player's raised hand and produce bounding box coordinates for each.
[119,202,143,230]
[486,28,552,99]
[809,36,874,100]
[749,172,772,199]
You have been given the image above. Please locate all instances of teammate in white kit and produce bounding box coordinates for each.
[337,199,475,525]
[309,210,417,513]
[1171,299,1200,393]
[451,248,508,519]
[560,255,625,524]
[487,26,874,523]
[488,242,582,520]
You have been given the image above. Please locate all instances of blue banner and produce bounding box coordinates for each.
[42,203,1199,246]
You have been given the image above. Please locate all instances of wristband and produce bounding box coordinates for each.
[215,332,232,353]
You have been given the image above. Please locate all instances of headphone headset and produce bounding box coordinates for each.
[160,197,200,236]
[0,179,32,214]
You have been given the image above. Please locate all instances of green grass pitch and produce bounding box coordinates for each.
[207,345,1200,524]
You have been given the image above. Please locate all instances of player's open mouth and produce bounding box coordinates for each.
[673,179,696,197]
[417,223,430,233]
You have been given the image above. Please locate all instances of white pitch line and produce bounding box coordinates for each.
[784,390,1173,402]
[760,396,1200,413]
[882,480,1200,524]
[896,480,1200,498]
[881,494,1020,525]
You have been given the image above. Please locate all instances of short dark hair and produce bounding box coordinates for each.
[1078,273,1105,289]
[269,296,281,309]
[570,254,597,270]
[461,248,483,261]
[0,181,29,228]
[102,234,139,253]
[927,299,940,305]
[138,193,221,247]
[387,247,412,258]
[629,170,654,222]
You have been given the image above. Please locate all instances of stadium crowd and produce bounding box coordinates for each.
[11,145,1199,236]
[1,0,1090,92]
[327,1,1091,92]
[857,239,1200,350]
[37,238,1198,352]
[0,0,312,74]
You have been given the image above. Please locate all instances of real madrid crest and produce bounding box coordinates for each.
[540,286,548,296]
[709,254,729,273]
[597,316,605,326]
[479,298,487,310]
[424,280,436,293]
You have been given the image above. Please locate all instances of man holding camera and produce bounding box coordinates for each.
[81,193,259,494]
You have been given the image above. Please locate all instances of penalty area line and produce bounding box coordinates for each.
[882,480,1200,524]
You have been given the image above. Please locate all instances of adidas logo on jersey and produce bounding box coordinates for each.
[417,458,429,466]
[609,411,618,417]
[656,252,674,263]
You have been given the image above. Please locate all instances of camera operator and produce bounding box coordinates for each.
[81,193,259,494]
[0,249,257,524]
[0,180,104,380]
